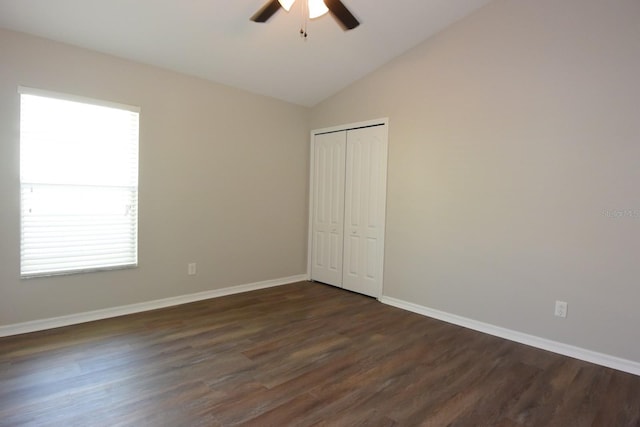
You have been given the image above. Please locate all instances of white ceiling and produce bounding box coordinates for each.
[0,0,491,106]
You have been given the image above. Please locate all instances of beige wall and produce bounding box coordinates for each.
[311,0,640,362]
[0,29,310,325]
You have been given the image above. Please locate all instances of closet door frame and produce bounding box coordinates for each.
[307,118,389,299]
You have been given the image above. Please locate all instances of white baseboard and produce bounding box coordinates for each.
[379,295,640,377]
[0,274,308,338]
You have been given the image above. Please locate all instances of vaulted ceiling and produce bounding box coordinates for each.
[0,0,491,106]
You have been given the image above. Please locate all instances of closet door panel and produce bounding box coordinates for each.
[310,132,346,287]
[343,126,387,297]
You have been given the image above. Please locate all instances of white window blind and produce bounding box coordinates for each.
[19,88,140,278]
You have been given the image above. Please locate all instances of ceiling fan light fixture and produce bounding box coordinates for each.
[308,0,329,19]
[251,0,359,30]
[278,0,295,12]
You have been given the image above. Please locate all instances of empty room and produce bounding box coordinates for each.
[1,0,639,425]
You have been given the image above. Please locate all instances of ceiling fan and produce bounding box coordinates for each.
[251,0,360,31]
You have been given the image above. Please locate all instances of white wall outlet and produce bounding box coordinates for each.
[554,300,568,318]
[187,263,197,276]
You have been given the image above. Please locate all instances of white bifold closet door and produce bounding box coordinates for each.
[341,125,387,296]
[311,131,346,287]
[310,123,388,298]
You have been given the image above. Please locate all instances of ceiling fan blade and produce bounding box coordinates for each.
[324,0,360,30]
[251,0,282,23]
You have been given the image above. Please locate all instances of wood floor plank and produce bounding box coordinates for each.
[592,370,640,426]
[1,281,639,426]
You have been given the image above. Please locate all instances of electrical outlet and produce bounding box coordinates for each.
[554,300,568,318]
[187,263,197,276]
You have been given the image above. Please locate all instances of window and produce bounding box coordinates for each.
[19,87,140,278]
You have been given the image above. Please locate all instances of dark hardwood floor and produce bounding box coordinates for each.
[1,282,639,426]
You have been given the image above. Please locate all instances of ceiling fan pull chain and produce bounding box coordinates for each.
[300,0,309,40]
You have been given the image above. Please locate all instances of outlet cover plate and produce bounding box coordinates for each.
[555,300,568,318]
[188,263,197,276]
